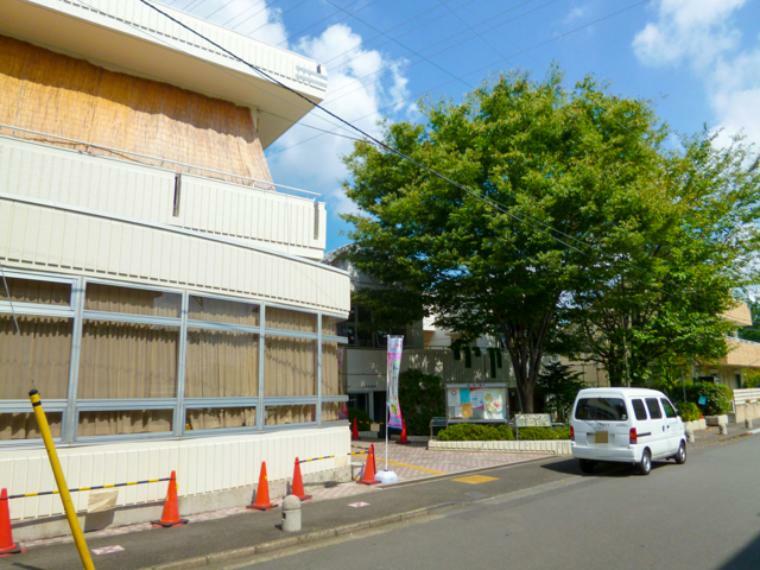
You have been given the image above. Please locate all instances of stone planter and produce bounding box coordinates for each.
[705,415,728,427]
[428,439,572,456]
[684,418,706,432]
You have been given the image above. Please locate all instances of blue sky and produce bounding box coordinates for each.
[163,0,760,252]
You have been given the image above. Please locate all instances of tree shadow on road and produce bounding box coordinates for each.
[719,530,760,569]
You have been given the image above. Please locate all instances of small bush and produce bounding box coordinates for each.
[437,423,514,441]
[347,407,371,431]
[437,424,571,441]
[686,382,733,416]
[676,401,702,422]
[516,426,571,440]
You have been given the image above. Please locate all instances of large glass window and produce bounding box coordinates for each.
[265,336,316,396]
[0,315,72,398]
[185,407,256,431]
[265,405,315,426]
[266,308,315,332]
[322,342,342,396]
[78,321,178,398]
[574,398,628,421]
[189,296,259,326]
[85,284,180,317]
[1,411,62,440]
[321,402,346,422]
[185,330,258,397]
[77,409,173,436]
[0,277,70,305]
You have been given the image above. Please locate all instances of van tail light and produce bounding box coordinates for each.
[629,427,638,445]
[569,425,575,441]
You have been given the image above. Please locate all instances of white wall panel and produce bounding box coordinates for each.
[0,137,327,259]
[1,426,350,521]
[0,199,350,314]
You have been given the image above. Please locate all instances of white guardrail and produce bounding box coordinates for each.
[734,388,760,405]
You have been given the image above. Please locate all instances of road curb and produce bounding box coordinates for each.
[146,503,455,569]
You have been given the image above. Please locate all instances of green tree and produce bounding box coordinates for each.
[345,71,676,410]
[398,369,444,435]
[536,361,585,422]
[566,132,759,386]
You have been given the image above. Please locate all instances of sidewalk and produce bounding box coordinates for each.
[0,454,568,570]
[690,422,752,448]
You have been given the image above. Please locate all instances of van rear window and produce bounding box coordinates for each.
[575,398,628,421]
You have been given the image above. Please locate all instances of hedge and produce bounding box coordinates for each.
[436,423,570,441]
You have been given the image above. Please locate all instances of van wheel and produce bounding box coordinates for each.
[675,442,687,464]
[578,459,596,474]
[637,449,652,475]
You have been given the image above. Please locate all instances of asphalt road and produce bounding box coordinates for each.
[240,436,760,570]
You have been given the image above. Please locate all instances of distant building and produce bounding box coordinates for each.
[0,0,349,535]
[325,247,513,422]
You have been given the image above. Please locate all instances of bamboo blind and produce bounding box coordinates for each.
[0,35,272,183]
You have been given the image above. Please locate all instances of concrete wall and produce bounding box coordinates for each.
[3,425,350,534]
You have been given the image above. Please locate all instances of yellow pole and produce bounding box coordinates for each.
[29,389,95,570]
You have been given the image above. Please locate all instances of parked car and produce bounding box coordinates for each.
[570,387,686,475]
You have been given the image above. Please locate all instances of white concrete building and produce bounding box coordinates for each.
[0,0,350,537]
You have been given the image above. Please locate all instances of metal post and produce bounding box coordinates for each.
[63,278,85,443]
[174,291,189,436]
[29,390,94,570]
[257,304,266,429]
[316,313,322,424]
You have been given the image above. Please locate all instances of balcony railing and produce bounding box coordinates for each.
[0,127,326,259]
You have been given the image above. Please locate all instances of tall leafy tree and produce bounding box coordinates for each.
[343,71,678,410]
[566,133,759,386]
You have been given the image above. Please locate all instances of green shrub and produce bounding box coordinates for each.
[676,401,702,422]
[347,407,371,431]
[516,426,571,440]
[437,423,514,441]
[686,381,733,415]
[437,423,571,441]
[398,369,445,435]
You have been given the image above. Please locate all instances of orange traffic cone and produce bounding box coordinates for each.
[0,489,22,557]
[248,461,277,511]
[291,458,312,501]
[151,471,188,528]
[359,446,378,485]
[398,419,409,445]
[351,417,360,441]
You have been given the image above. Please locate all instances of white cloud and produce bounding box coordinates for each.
[564,4,589,25]
[268,23,411,213]
[633,0,760,148]
[174,0,288,45]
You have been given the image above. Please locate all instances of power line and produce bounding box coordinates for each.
[272,0,379,48]
[139,0,592,254]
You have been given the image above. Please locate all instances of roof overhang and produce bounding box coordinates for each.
[0,0,326,148]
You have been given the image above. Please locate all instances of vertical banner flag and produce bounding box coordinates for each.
[386,335,404,429]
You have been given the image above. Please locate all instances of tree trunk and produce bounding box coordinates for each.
[503,321,549,414]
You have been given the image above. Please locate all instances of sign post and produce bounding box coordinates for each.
[376,335,403,484]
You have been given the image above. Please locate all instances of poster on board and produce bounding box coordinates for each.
[446,384,508,422]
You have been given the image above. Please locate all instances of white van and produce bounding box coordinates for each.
[570,388,686,475]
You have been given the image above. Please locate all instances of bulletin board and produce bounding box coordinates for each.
[446,384,509,422]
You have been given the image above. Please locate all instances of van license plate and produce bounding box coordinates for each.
[594,431,609,444]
